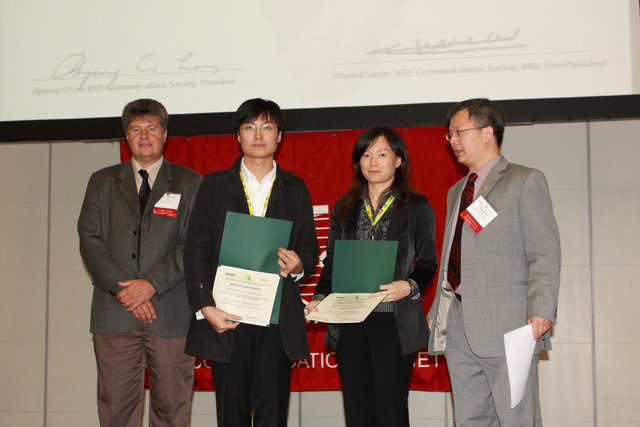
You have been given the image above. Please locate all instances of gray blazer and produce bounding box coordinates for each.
[78,159,202,337]
[428,157,560,357]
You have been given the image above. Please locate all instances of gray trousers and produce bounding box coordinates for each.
[94,321,194,427]
[446,298,542,427]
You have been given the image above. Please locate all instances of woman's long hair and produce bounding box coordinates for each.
[338,126,422,223]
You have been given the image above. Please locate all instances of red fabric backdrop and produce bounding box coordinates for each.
[121,125,466,392]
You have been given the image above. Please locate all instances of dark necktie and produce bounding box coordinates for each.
[138,169,151,216]
[447,173,478,291]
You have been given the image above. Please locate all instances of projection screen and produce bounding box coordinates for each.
[1,0,639,142]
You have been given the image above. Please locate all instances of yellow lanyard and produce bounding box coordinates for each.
[239,169,275,217]
[364,195,395,240]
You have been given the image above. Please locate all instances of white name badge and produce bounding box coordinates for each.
[460,195,498,233]
[153,193,181,217]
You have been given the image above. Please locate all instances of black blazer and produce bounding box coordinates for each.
[184,156,320,362]
[315,195,437,355]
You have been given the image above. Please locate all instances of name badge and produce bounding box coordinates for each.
[460,195,498,233]
[153,193,181,217]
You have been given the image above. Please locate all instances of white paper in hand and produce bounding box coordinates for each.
[504,324,536,409]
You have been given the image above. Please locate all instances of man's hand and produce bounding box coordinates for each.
[527,316,552,341]
[201,306,242,334]
[370,280,412,303]
[117,279,156,312]
[132,301,156,323]
[427,317,433,331]
[277,247,303,278]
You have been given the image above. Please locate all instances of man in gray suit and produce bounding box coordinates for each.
[428,98,560,426]
[78,98,202,427]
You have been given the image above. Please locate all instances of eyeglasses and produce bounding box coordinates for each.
[445,127,484,142]
[239,124,278,133]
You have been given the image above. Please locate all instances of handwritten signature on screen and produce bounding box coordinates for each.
[368,29,522,56]
[50,52,218,89]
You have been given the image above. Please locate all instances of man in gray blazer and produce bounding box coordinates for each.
[427,98,560,426]
[78,99,202,427]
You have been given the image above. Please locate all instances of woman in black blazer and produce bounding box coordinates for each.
[309,126,437,427]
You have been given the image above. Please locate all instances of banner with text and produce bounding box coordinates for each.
[122,125,465,391]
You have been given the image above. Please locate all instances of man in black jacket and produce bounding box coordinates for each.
[184,98,319,427]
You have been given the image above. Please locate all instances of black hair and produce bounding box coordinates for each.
[447,98,505,146]
[234,98,284,134]
[338,126,422,222]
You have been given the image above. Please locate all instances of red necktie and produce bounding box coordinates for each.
[447,173,477,291]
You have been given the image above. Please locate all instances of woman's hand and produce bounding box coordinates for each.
[369,280,412,302]
[305,300,321,324]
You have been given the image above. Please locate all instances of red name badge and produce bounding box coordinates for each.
[460,209,483,233]
[153,193,181,218]
[153,207,177,217]
[460,196,498,233]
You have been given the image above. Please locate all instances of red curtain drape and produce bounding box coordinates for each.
[122,125,465,391]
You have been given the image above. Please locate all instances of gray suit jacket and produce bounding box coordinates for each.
[78,159,202,337]
[428,156,560,357]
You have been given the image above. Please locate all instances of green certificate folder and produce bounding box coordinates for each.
[218,211,293,323]
[332,240,398,293]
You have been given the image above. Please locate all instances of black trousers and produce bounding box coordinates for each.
[336,312,417,427]
[212,323,292,427]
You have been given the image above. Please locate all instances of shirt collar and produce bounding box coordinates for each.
[131,156,163,189]
[240,157,277,185]
[360,187,398,209]
[470,154,501,184]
